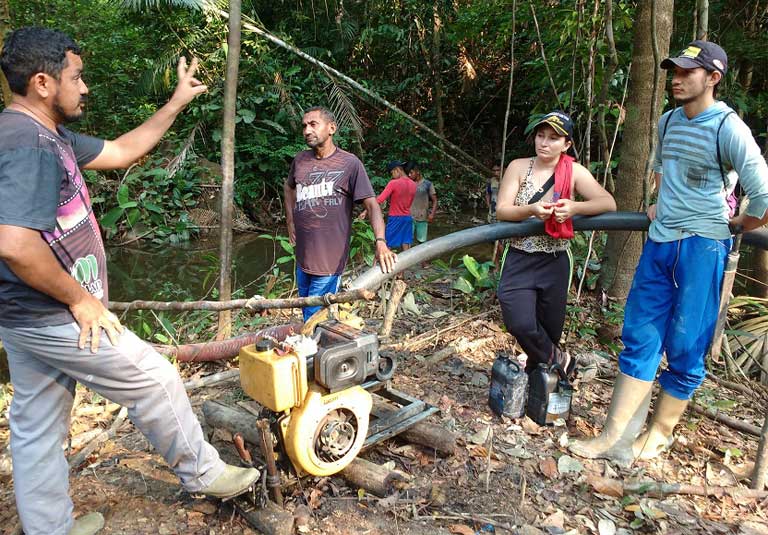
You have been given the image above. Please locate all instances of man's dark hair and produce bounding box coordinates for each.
[0,27,81,96]
[303,106,336,124]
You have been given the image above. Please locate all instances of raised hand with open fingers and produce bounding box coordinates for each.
[170,57,208,108]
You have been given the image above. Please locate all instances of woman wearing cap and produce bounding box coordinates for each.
[495,111,616,376]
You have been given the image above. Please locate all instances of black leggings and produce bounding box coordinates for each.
[497,247,570,370]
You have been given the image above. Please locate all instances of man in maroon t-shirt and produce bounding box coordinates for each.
[284,107,395,321]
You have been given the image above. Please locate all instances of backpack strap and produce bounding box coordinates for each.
[716,110,736,190]
[661,110,674,140]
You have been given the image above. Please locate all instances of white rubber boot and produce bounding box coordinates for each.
[68,512,105,535]
[200,464,260,499]
[633,389,688,460]
[568,372,652,468]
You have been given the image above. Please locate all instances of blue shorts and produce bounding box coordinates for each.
[385,215,413,248]
[618,236,729,400]
[296,267,341,323]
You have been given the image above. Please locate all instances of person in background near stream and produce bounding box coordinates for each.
[406,161,438,245]
[0,27,260,535]
[285,107,396,323]
[569,41,768,467]
[495,111,616,377]
[360,160,417,251]
[486,164,501,222]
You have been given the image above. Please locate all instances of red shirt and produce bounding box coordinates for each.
[377,176,417,216]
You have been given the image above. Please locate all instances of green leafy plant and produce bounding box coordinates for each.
[452,254,497,297]
[349,219,376,268]
[99,155,202,243]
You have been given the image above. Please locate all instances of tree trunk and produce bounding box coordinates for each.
[696,0,709,40]
[432,1,444,139]
[597,0,619,190]
[600,0,674,299]
[751,248,768,298]
[0,0,12,106]
[217,0,242,340]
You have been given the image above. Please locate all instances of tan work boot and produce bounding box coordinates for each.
[68,512,105,535]
[200,464,260,499]
[568,372,653,468]
[633,389,688,460]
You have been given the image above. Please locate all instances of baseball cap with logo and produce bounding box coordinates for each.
[661,40,728,75]
[532,111,574,140]
[386,160,407,172]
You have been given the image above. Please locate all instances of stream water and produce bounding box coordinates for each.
[106,211,493,302]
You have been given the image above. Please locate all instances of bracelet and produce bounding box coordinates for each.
[375,237,386,243]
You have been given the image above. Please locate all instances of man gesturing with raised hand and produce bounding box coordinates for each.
[0,27,258,535]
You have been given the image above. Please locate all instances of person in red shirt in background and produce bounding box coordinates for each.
[361,160,417,250]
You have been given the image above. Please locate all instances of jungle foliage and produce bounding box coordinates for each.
[4,1,767,232]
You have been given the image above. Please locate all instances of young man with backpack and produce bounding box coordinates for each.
[569,41,768,466]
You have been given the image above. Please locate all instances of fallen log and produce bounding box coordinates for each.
[372,401,456,457]
[202,400,263,447]
[184,369,241,391]
[110,289,375,312]
[379,280,407,338]
[234,499,294,535]
[690,403,761,437]
[340,457,410,497]
[588,475,768,499]
[706,372,768,401]
[753,411,768,490]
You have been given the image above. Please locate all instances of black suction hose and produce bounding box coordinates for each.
[349,211,768,291]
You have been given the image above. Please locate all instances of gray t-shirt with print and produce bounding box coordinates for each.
[0,110,106,327]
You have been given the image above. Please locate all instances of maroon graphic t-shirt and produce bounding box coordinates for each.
[287,148,374,275]
[0,110,107,327]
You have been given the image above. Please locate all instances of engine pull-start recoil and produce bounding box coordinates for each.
[280,385,372,476]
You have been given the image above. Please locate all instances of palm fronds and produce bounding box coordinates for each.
[325,77,363,145]
[120,0,210,11]
[726,296,768,380]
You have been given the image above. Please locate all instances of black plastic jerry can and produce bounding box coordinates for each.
[526,363,573,425]
[488,353,528,418]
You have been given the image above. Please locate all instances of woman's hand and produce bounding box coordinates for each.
[552,199,578,223]
[530,201,554,221]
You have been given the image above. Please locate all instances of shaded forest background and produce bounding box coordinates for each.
[1,0,767,299]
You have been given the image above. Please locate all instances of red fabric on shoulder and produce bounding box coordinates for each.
[544,154,575,239]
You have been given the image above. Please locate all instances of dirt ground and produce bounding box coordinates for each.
[2,280,768,535]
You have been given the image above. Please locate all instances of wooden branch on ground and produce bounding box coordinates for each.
[69,407,128,469]
[752,411,768,490]
[235,500,293,535]
[589,474,768,499]
[110,289,375,312]
[340,457,410,497]
[619,478,767,499]
[690,403,761,437]
[379,280,407,338]
[202,400,263,447]
[706,372,768,401]
[371,401,456,457]
[184,369,240,391]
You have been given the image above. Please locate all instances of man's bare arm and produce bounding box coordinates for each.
[361,197,396,273]
[0,225,122,352]
[284,182,297,245]
[85,58,207,170]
